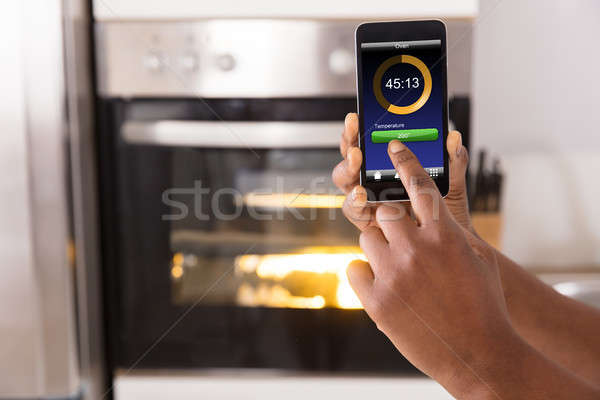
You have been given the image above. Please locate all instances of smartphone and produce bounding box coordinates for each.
[356,20,449,202]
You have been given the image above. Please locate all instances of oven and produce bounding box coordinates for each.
[95,20,471,374]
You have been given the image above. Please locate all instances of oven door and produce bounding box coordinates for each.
[98,98,415,372]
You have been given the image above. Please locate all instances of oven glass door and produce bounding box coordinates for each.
[98,98,415,372]
[168,148,361,311]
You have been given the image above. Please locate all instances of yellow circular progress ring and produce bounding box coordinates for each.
[373,55,432,115]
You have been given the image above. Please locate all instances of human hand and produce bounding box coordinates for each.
[347,140,515,398]
[331,113,473,233]
[347,141,600,399]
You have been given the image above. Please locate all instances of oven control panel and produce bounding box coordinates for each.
[95,20,357,98]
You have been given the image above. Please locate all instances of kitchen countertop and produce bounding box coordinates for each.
[537,271,600,285]
[114,370,453,400]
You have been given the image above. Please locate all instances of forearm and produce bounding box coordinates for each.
[453,331,600,400]
[496,251,600,383]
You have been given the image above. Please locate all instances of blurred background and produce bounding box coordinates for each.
[1,1,599,399]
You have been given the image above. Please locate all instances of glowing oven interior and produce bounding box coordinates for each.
[169,188,364,310]
[170,246,365,310]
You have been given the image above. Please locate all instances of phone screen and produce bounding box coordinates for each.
[357,22,448,201]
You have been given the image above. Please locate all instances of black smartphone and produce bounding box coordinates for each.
[356,20,449,202]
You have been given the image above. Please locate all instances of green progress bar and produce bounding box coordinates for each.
[371,128,439,143]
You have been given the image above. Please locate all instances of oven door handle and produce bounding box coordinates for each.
[121,120,345,149]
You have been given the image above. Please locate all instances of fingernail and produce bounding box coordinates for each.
[345,113,352,126]
[351,186,366,207]
[389,140,404,154]
[455,132,463,157]
[456,146,464,158]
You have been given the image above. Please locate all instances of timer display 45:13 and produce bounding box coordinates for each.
[385,77,420,89]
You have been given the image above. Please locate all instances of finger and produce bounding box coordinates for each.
[445,131,472,230]
[346,259,374,305]
[387,140,447,225]
[359,227,389,276]
[342,186,378,231]
[332,147,362,194]
[375,203,415,243]
[447,131,468,190]
[340,113,359,157]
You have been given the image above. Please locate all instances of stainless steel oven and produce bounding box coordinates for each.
[95,20,471,374]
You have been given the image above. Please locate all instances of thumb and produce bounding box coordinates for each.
[446,130,472,230]
[346,259,374,307]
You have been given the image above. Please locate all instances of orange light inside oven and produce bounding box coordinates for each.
[235,246,366,309]
[237,283,326,309]
[171,252,185,280]
[243,193,345,209]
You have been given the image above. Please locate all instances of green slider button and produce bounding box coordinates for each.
[371,128,439,143]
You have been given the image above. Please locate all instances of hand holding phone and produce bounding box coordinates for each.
[332,113,472,240]
[356,20,449,202]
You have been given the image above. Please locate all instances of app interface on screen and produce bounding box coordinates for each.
[361,39,445,183]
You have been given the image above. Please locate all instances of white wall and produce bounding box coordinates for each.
[473,0,600,267]
[473,0,600,155]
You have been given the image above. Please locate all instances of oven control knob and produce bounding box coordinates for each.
[180,53,199,72]
[216,53,236,71]
[328,48,354,75]
[142,52,166,72]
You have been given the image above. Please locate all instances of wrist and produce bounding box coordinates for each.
[459,328,600,400]
[442,324,525,399]
[472,328,529,398]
